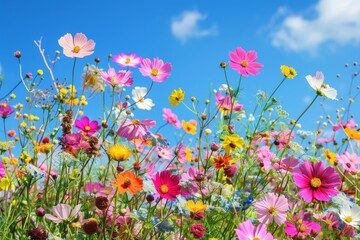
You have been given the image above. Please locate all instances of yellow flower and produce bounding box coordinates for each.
[182,120,197,135]
[65,97,79,106]
[344,128,360,140]
[222,134,244,153]
[280,65,297,79]
[9,158,18,167]
[185,200,207,213]
[59,88,68,96]
[0,176,14,191]
[107,144,132,161]
[185,147,192,161]
[169,88,185,106]
[19,151,32,163]
[20,121,27,128]
[37,69,44,75]
[10,93,16,99]
[323,149,337,165]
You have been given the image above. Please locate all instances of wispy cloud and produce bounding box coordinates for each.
[270,0,360,53]
[171,10,217,44]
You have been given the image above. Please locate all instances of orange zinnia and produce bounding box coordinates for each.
[112,171,143,194]
[344,128,360,140]
[213,154,232,170]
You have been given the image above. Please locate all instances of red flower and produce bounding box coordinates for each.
[190,223,206,239]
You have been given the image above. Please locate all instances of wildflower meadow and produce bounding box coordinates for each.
[1,32,360,240]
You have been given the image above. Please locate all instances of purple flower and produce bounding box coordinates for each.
[75,116,101,136]
[0,103,14,118]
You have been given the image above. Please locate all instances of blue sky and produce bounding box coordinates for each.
[1,0,360,141]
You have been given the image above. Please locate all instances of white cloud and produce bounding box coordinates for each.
[171,10,217,43]
[271,0,360,53]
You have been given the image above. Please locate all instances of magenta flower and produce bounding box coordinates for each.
[229,47,263,76]
[284,219,321,238]
[152,170,181,200]
[75,116,101,136]
[254,193,289,225]
[38,163,59,178]
[100,68,133,87]
[332,119,356,131]
[85,182,104,194]
[190,223,206,239]
[113,53,142,68]
[273,157,299,173]
[45,203,82,223]
[0,161,5,179]
[58,33,95,58]
[293,161,341,202]
[235,220,274,240]
[162,108,181,129]
[139,57,172,82]
[117,119,156,141]
[0,103,14,118]
[215,92,243,114]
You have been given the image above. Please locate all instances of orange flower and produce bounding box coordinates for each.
[344,128,360,140]
[213,154,232,170]
[112,171,143,194]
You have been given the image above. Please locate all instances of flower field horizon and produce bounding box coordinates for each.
[0,30,360,240]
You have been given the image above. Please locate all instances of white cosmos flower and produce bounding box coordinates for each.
[131,86,155,110]
[305,72,338,100]
[338,203,360,228]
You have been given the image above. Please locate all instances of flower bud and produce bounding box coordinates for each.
[36,207,45,217]
[82,218,99,235]
[14,51,21,58]
[95,196,109,210]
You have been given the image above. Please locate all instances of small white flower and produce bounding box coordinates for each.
[305,72,337,100]
[131,87,155,110]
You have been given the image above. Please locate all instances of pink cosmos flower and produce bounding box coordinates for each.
[162,108,181,129]
[0,103,14,118]
[75,116,101,136]
[113,53,142,68]
[176,143,188,164]
[100,68,133,87]
[314,212,339,229]
[229,47,263,76]
[293,161,341,202]
[152,170,181,200]
[117,119,156,141]
[337,151,360,173]
[139,58,172,82]
[273,157,299,173]
[215,92,243,114]
[284,219,321,238]
[333,119,356,131]
[38,163,59,178]
[254,193,289,225]
[256,146,275,171]
[58,33,95,58]
[156,146,174,160]
[317,136,335,144]
[45,203,82,223]
[270,130,294,148]
[235,220,274,240]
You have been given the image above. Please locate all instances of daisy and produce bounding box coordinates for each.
[305,72,337,100]
[222,134,244,153]
[75,116,101,136]
[131,87,155,110]
[235,220,274,240]
[162,108,181,129]
[117,118,156,141]
[254,193,289,225]
[229,47,263,76]
[139,57,172,82]
[338,202,360,228]
[293,161,341,202]
[152,170,181,200]
[58,33,95,58]
[100,68,133,87]
[113,53,142,68]
[112,171,143,195]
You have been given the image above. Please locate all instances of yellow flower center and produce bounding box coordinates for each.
[253,238,260,240]
[151,68,159,76]
[310,177,322,188]
[268,206,278,216]
[299,224,307,232]
[240,60,248,67]
[125,57,131,64]
[73,46,81,53]
[85,126,91,131]
[139,97,144,102]
[2,103,7,107]
[132,119,140,125]
[344,216,353,223]
[160,184,169,193]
